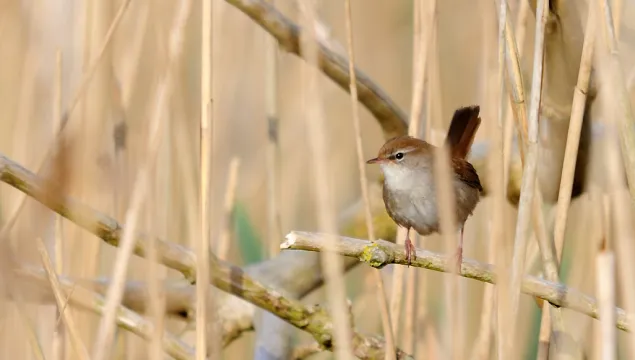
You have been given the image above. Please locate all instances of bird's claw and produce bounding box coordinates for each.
[405,238,416,266]
[454,246,463,274]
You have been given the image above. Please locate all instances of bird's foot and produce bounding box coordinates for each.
[405,238,416,266]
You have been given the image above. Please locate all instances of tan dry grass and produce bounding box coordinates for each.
[0,0,635,359]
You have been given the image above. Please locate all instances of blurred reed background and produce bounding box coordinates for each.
[0,0,635,359]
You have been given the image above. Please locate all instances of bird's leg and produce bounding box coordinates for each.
[454,227,464,273]
[404,227,416,266]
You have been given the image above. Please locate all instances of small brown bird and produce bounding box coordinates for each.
[366,105,483,271]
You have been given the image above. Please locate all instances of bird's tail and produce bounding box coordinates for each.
[444,105,481,159]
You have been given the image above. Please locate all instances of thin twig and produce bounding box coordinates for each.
[341,0,395,358]
[35,238,90,360]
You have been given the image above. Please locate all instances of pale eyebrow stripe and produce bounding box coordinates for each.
[393,147,416,156]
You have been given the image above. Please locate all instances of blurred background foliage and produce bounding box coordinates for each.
[0,0,634,359]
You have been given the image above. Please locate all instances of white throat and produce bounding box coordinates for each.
[380,163,430,191]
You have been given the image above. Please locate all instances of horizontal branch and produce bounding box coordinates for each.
[281,231,631,332]
[225,0,408,140]
[0,153,409,359]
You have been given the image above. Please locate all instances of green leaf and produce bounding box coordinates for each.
[233,201,264,265]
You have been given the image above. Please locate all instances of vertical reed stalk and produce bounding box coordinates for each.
[402,1,425,350]
[198,0,213,358]
[507,0,548,354]
[434,141,458,360]
[494,0,511,358]
[595,0,635,355]
[265,0,282,259]
[502,0,529,185]
[91,2,190,359]
[596,0,635,206]
[536,3,597,357]
[596,237,616,360]
[36,237,90,360]
[342,0,396,358]
[51,48,66,360]
[300,1,354,357]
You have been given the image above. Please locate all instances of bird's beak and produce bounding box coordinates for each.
[366,157,381,164]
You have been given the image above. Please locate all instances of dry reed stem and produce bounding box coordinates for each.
[423,6,460,357]
[596,0,635,355]
[502,0,529,184]
[494,1,512,358]
[494,0,568,354]
[300,1,354,358]
[468,5,497,359]
[390,232,406,340]
[552,0,596,274]
[392,0,436,348]
[433,145,460,360]
[600,84,635,356]
[281,232,632,331]
[264,0,282,259]
[537,3,598,357]
[13,301,45,360]
[403,267,416,353]
[406,1,436,352]
[0,0,132,244]
[596,242,616,360]
[342,0,395,358]
[414,11,440,356]
[596,0,635,205]
[502,1,530,160]
[508,0,548,353]
[145,206,166,360]
[390,226,407,339]
[533,189,567,359]
[35,238,90,360]
[52,48,65,360]
[198,0,213,358]
[218,157,241,260]
[91,2,191,359]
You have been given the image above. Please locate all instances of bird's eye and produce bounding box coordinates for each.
[395,152,404,160]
